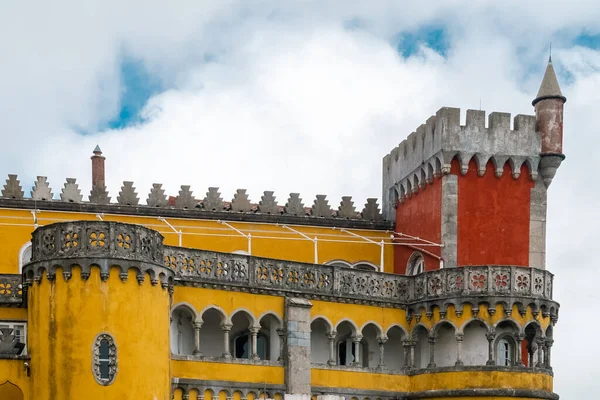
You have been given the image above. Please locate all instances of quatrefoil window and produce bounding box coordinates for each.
[116,233,132,250]
[89,232,106,248]
[64,231,79,249]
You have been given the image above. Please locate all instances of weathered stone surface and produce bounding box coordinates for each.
[361,199,381,221]
[203,187,224,211]
[231,189,252,212]
[89,183,111,204]
[285,297,312,395]
[1,175,24,199]
[60,178,83,203]
[147,183,168,207]
[117,181,139,206]
[175,186,196,209]
[337,196,356,219]
[284,193,305,216]
[311,195,331,217]
[258,191,279,214]
[31,176,53,201]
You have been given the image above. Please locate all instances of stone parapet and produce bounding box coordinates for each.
[22,221,173,288]
[0,176,384,223]
[0,274,23,306]
[166,245,558,318]
[382,107,542,220]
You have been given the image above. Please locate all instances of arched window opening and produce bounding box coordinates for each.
[200,308,225,357]
[325,260,352,269]
[384,326,405,370]
[310,318,332,364]
[259,314,281,361]
[170,306,195,355]
[335,321,364,367]
[412,325,429,368]
[431,323,456,368]
[353,263,378,272]
[407,252,425,275]
[325,260,378,271]
[361,323,382,368]
[462,320,488,366]
[18,242,32,273]
[524,323,543,368]
[233,332,268,360]
[497,337,514,366]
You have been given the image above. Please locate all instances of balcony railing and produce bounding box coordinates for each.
[165,246,554,305]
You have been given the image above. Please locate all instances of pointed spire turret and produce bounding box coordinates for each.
[532,57,566,106]
[533,56,567,187]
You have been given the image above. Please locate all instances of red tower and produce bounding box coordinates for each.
[382,58,565,274]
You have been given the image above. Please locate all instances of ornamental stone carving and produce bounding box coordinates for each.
[92,333,117,385]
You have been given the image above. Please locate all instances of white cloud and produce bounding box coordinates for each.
[1,1,600,396]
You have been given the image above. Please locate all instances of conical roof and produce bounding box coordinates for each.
[533,58,566,105]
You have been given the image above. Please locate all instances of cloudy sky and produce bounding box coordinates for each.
[1,0,599,396]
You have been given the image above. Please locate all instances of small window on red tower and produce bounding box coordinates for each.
[407,252,425,275]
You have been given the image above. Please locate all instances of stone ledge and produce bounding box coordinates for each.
[311,364,554,377]
[171,354,283,367]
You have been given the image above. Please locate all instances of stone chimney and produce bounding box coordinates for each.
[91,145,105,189]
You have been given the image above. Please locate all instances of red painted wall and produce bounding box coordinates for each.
[394,178,442,274]
[456,159,533,266]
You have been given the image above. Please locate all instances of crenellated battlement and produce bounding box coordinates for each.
[382,107,542,219]
[0,175,385,226]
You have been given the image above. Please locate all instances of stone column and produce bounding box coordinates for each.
[536,338,544,368]
[545,339,554,369]
[285,298,312,396]
[221,322,233,359]
[427,336,436,368]
[193,321,203,355]
[250,327,261,360]
[352,335,363,367]
[402,339,411,369]
[277,328,286,362]
[455,333,464,366]
[410,340,416,369]
[515,334,525,367]
[486,332,496,366]
[528,338,537,367]
[327,331,337,366]
[182,393,190,400]
[377,337,387,369]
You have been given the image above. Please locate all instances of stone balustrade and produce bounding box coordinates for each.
[0,275,23,305]
[2,221,559,319]
[166,246,558,316]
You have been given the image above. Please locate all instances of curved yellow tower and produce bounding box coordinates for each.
[23,221,174,400]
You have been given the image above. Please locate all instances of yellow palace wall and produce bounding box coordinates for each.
[0,208,394,275]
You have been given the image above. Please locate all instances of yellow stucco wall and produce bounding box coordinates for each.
[0,359,29,398]
[173,287,284,323]
[0,208,394,275]
[171,360,284,384]
[27,267,171,400]
[311,368,552,393]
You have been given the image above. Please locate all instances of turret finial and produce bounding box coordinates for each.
[532,55,566,106]
[93,145,102,155]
